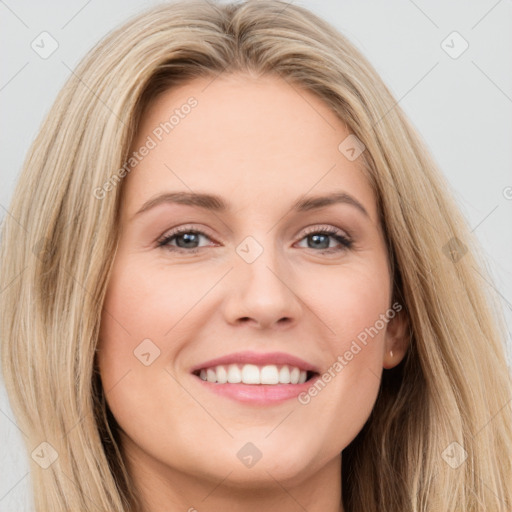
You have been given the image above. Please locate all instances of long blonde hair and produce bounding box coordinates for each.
[1,1,511,510]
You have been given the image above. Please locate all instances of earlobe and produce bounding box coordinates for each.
[383,308,410,369]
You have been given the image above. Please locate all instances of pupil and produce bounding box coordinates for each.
[310,234,329,249]
[178,233,199,248]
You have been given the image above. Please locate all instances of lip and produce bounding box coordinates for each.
[194,377,321,405]
[190,350,321,406]
[190,350,320,374]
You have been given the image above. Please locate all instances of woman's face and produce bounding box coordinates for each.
[97,73,407,493]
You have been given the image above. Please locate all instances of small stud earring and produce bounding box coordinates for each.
[389,350,394,358]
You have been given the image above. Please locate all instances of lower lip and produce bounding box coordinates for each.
[193,375,320,405]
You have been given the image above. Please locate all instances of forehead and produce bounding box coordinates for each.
[121,73,376,221]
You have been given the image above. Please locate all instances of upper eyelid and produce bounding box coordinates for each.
[160,224,216,239]
[300,224,350,238]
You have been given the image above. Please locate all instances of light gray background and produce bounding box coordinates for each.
[1,1,511,509]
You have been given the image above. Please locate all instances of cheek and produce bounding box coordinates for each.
[310,259,391,353]
[96,255,216,416]
[95,262,203,452]
[96,260,168,403]
[98,258,206,353]
[294,260,391,434]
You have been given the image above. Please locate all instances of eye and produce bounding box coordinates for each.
[156,224,353,255]
[295,225,353,254]
[157,226,215,253]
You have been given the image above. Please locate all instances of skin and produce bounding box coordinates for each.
[97,72,409,512]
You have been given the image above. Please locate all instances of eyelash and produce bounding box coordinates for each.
[156,224,353,255]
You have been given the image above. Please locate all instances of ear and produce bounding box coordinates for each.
[383,306,410,370]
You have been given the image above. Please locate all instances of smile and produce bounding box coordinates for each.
[190,351,321,404]
[194,363,314,385]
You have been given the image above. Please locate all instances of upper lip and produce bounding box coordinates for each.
[190,350,320,374]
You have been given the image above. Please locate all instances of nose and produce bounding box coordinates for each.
[222,240,303,330]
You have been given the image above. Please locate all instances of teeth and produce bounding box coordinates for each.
[198,364,310,385]
[227,364,242,383]
[260,365,279,384]
[241,364,260,384]
[216,365,228,383]
[279,365,291,383]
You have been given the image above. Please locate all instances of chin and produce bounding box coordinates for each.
[199,439,326,487]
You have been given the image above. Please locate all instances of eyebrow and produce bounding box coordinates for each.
[132,190,369,219]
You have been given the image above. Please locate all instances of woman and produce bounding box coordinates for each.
[1,1,511,511]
